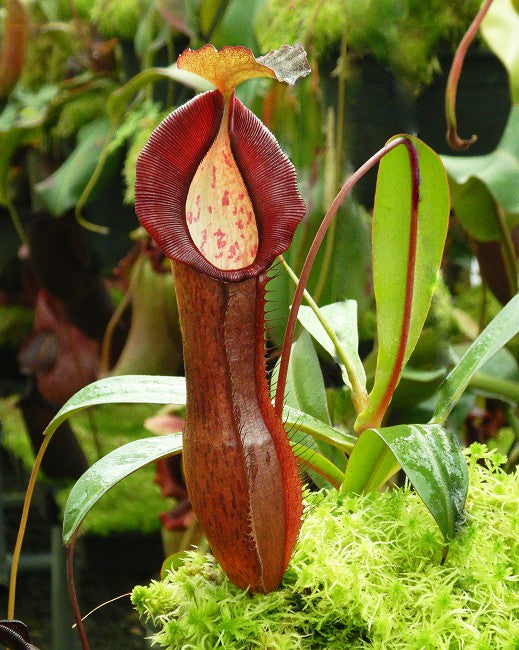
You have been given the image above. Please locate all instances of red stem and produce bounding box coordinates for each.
[274,136,409,416]
[445,0,494,150]
[67,533,90,650]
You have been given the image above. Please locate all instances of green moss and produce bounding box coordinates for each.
[56,0,95,21]
[92,0,153,40]
[133,446,519,649]
[256,0,481,89]
[21,29,78,90]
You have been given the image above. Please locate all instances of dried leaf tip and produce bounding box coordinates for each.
[178,44,310,97]
[256,45,312,85]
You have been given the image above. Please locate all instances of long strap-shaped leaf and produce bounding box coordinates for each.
[41,373,354,460]
[283,405,356,453]
[331,294,518,542]
[342,423,468,541]
[62,431,346,547]
[432,292,519,424]
[291,443,345,489]
[355,136,450,432]
[62,433,183,544]
[29,374,350,545]
[42,375,187,439]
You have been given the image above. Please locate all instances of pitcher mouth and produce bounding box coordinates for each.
[135,45,309,282]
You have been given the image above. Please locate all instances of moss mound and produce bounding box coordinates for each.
[133,445,519,649]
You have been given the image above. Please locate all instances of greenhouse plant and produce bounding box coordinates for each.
[1,1,518,648]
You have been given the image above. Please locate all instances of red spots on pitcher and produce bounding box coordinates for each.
[186,102,258,270]
[227,241,238,260]
[215,229,226,249]
[222,147,233,168]
[200,229,208,253]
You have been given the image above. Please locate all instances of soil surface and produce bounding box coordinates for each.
[1,449,165,650]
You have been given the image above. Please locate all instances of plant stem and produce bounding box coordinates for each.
[8,433,52,618]
[74,137,112,235]
[67,533,90,649]
[5,195,28,246]
[468,372,519,403]
[335,30,348,189]
[312,31,349,303]
[445,0,494,150]
[274,136,408,418]
[279,255,368,414]
[99,251,143,376]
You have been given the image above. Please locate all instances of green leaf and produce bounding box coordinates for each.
[42,375,187,440]
[283,405,356,453]
[432,293,519,423]
[448,177,505,242]
[50,374,350,542]
[355,136,450,431]
[298,300,366,393]
[341,434,399,497]
[108,66,213,124]
[35,119,119,216]
[442,106,519,219]
[292,442,345,490]
[283,330,331,425]
[198,0,263,50]
[63,433,182,544]
[280,331,346,475]
[478,345,519,382]
[199,0,224,35]
[481,0,519,103]
[465,346,519,404]
[342,423,468,540]
[390,366,447,410]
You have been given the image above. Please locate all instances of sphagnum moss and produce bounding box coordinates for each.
[132,445,519,649]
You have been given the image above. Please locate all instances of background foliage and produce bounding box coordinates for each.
[0,1,518,645]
